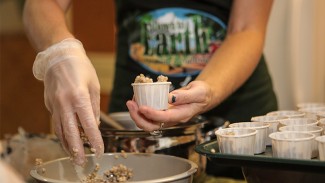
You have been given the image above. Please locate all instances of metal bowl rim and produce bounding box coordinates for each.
[30,153,198,183]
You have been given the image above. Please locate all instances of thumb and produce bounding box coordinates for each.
[168,81,208,105]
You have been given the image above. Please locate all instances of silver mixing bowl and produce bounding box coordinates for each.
[30,153,198,183]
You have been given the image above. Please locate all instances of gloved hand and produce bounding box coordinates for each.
[33,38,104,166]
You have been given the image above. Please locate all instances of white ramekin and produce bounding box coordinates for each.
[315,135,325,161]
[296,102,325,110]
[298,107,325,120]
[278,118,318,130]
[266,110,305,118]
[229,122,269,154]
[215,128,257,155]
[132,82,171,110]
[279,125,323,158]
[269,131,315,159]
[251,115,287,146]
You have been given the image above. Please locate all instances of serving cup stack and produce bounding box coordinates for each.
[229,122,270,154]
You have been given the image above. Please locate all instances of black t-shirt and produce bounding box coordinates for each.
[109,0,278,122]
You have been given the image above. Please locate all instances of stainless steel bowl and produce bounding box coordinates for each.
[30,153,197,183]
[99,112,208,174]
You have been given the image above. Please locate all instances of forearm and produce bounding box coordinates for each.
[196,30,265,111]
[23,0,73,51]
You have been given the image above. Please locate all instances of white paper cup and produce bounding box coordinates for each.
[298,107,325,120]
[251,115,287,146]
[266,110,305,118]
[317,111,325,120]
[315,135,325,161]
[279,125,323,158]
[215,128,257,155]
[269,132,315,159]
[278,118,318,130]
[229,122,270,154]
[296,102,325,110]
[132,82,171,110]
[318,118,325,135]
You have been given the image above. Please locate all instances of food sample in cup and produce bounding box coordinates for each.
[132,74,171,110]
[134,74,153,83]
[157,75,168,82]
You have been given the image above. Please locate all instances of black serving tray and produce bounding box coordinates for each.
[195,140,325,174]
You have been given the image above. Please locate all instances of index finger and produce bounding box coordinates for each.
[75,96,104,157]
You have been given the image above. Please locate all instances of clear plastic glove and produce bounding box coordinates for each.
[0,161,24,183]
[126,81,213,131]
[33,38,104,166]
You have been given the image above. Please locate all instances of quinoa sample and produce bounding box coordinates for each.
[134,74,168,83]
[157,75,168,82]
[82,163,133,183]
[134,74,153,83]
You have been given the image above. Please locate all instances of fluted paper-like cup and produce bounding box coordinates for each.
[132,82,171,110]
[251,115,287,146]
[279,125,323,158]
[269,131,315,159]
[316,135,325,160]
[229,122,270,154]
[215,128,257,155]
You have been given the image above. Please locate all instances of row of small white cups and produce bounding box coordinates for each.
[251,116,325,144]
[215,121,325,160]
[267,110,325,120]
[215,127,325,160]
[251,116,325,158]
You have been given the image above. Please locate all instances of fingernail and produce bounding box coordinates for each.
[126,101,134,110]
[172,95,176,103]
